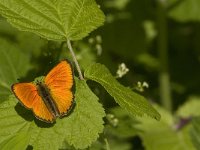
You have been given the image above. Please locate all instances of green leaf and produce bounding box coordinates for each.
[190,117,200,150]
[176,96,200,118]
[168,0,200,22]
[0,38,31,101]
[63,79,105,149]
[84,63,161,120]
[0,132,30,150]
[0,18,18,37]
[0,79,105,150]
[136,105,195,150]
[0,0,105,41]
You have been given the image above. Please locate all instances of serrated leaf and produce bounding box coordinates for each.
[136,105,195,150]
[0,0,105,41]
[0,38,31,101]
[168,0,200,22]
[190,117,200,150]
[84,63,161,120]
[63,79,105,149]
[0,79,105,150]
[176,96,200,118]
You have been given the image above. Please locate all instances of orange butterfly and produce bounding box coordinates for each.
[12,60,74,123]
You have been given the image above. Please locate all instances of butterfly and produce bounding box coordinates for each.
[12,60,74,123]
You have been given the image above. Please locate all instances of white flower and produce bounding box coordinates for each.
[116,63,129,78]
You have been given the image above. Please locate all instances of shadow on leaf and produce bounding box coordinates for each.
[14,103,55,128]
[15,103,33,122]
[34,118,55,128]
[26,145,33,150]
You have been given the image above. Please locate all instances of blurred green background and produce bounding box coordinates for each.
[1,0,200,149]
[96,0,200,112]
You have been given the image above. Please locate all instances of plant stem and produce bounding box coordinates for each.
[67,40,84,80]
[104,138,111,150]
[157,0,172,111]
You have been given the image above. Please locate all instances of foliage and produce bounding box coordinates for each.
[0,132,30,150]
[190,117,200,150]
[85,63,161,120]
[105,107,139,139]
[0,38,32,101]
[168,0,200,22]
[176,96,200,117]
[136,104,195,150]
[0,0,200,149]
[0,79,105,150]
[0,0,105,41]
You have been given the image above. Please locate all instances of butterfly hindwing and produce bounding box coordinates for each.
[45,60,74,116]
[12,83,55,122]
[32,94,55,122]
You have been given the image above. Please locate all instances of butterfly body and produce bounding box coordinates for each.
[36,81,60,118]
[12,60,74,123]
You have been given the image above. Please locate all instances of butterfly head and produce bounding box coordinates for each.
[33,76,45,85]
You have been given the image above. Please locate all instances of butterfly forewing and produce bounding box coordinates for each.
[12,83,55,122]
[12,83,37,109]
[45,60,74,116]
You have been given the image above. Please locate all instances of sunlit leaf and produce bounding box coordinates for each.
[63,79,105,149]
[85,63,161,120]
[0,0,105,41]
[0,132,30,150]
[0,79,105,149]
